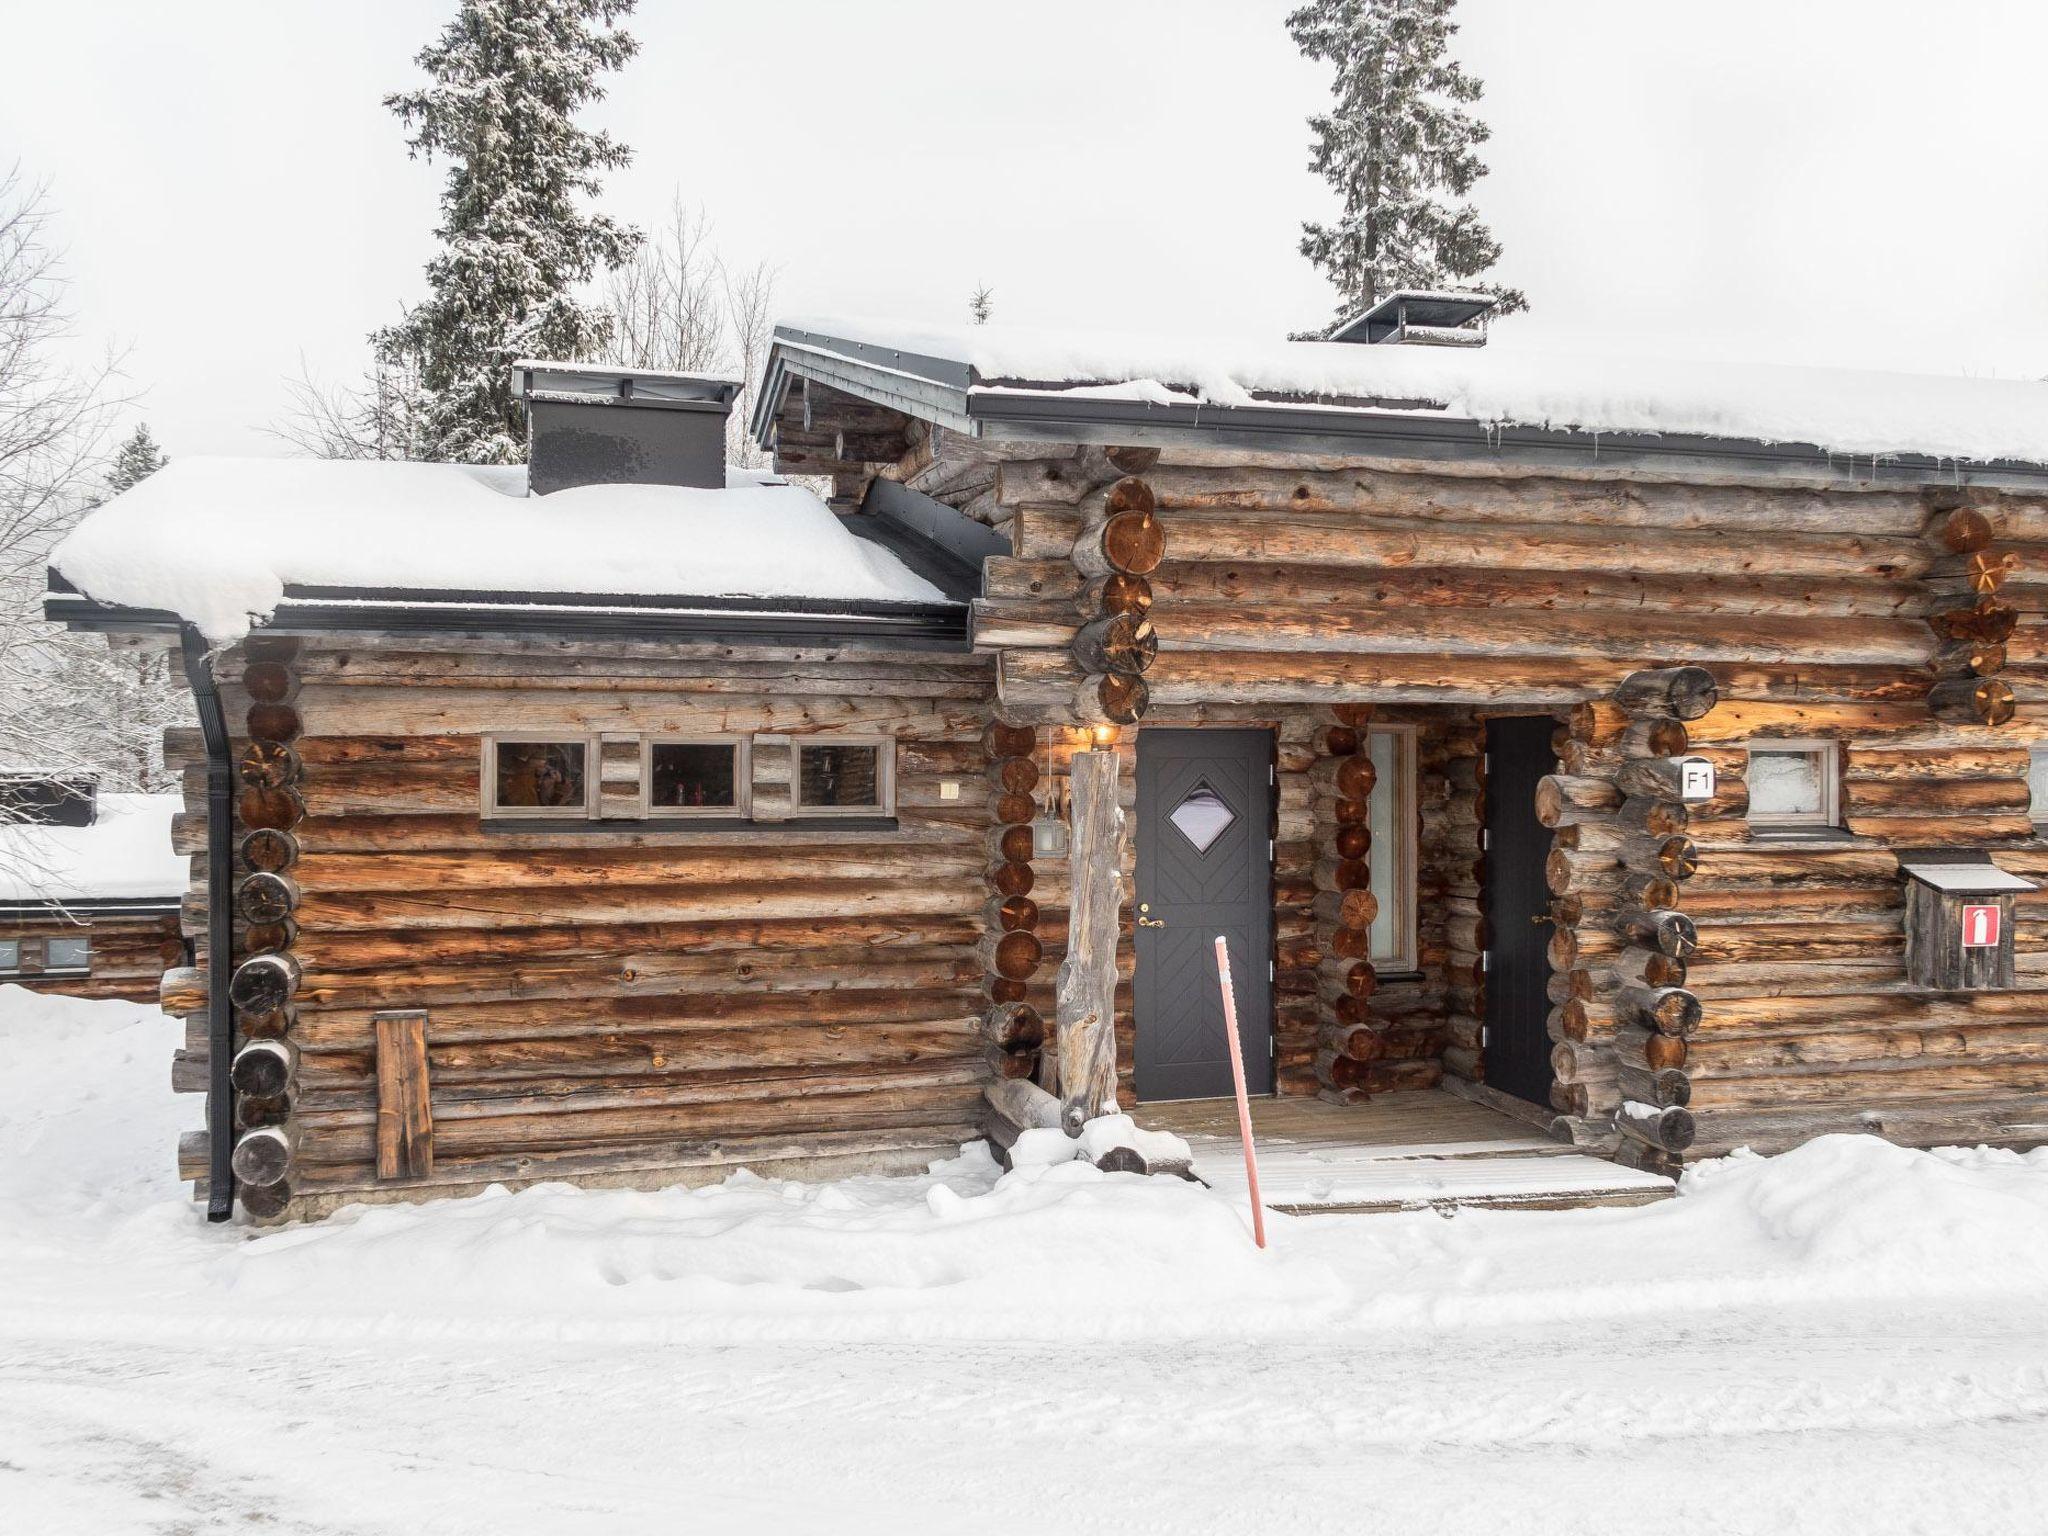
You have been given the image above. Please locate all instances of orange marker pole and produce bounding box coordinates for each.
[1213,934,1267,1249]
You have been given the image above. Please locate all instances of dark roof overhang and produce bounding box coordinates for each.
[45,572,972,652]
[756,324,2048,491]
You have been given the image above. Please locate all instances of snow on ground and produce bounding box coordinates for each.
[49,458,946,642]
[4,987,2047,1534]
[783,313,2048,467]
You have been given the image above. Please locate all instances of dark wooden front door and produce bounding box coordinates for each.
[1134,728,1275,1101]
[1483,715,1558,1108]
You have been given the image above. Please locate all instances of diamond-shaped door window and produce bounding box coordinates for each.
[1169,782,1237,855]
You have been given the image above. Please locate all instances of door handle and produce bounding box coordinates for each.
[1137,916,1166,929]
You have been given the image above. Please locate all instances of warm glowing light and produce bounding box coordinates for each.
[1089,724,1120,748]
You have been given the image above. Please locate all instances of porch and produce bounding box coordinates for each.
[1137,1088,1676,1214]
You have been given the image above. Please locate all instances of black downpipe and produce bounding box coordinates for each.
[179,625,237,1221]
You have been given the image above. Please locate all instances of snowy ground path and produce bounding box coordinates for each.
[6,991,2048,1534]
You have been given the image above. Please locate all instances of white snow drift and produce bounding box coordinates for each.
[49,458,946,642]
[0,792,185,903]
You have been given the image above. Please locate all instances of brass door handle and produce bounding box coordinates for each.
[1137,916,1166,928]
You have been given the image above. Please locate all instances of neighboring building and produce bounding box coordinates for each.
[0,778,186,1001]
[42,312,2048,1223]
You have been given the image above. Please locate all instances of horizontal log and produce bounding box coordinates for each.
[1616,1100,1696,1153]
[1614,985,1702,1037]
[1613,666,1719,721]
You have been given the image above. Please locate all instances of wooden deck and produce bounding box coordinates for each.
[1137,1089,1675,1215]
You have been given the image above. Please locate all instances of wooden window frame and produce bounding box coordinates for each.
[1746,738,1842,832]
[0,938,19,975]
[641,736,752,820]
[42,933,90,974]
[480,732,601,821]
[788,735,896,819]
[2029,742,2048,828]
[1368,724,1420,974]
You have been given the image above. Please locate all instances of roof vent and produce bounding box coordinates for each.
[1327,290,1499,347]
[515,361,742,494]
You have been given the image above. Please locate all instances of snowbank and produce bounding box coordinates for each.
[5,989,2048,1353]
[0,793,184,903]
[49,457,947,642]
[786,314,2048,467]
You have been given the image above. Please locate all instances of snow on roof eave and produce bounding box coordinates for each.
[956,381,2048,484]
[766,320,2048,485]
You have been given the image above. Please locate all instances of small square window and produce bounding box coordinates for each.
[483,736,595,819]
[2029,745,2048,824]
[45,935,90,972]
[647,739,748,817]
[792,739,893,817]
[0,939,19,972]
[1747,740,1840,832]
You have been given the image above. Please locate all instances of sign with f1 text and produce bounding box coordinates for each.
[1961,904,2001,948]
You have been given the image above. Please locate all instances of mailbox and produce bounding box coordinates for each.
[1901,861,2037,990]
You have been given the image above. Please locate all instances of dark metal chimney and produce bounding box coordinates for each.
[515,361,742,494]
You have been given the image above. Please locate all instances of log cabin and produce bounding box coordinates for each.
[0,777,186,1002]
[43,300,2048,1222]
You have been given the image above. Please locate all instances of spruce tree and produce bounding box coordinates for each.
[374,0,642,464]
[1288,0,1524,328]
[104,423,166,495]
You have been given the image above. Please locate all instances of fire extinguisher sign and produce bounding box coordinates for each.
[1961,904,2001,948]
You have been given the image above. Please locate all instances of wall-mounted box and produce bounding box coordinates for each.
[1901,862,2037,991]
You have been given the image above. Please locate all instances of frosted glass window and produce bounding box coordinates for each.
[1366,728,1416,971]
[1747,742,1838,829]
[1169,783,1236,854]
[2031,746,2048,823]
[45,936,90,971]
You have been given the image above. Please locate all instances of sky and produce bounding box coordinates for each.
[2,0,2044,459]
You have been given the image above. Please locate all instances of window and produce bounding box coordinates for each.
[1746,740,1840,833]
[2030,745,2048,824]
[1367,726,1418,972]
[0,939,18,973]
[482,735,596,819]
[792,738,893,817]
[44,935,90,972]
[645,738,748,818]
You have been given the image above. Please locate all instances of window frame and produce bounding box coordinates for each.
[2029,742,2048,828]
[480,732,601,821]
[1367,724,1420,974]
[788,735,896,820]
[641,735,752,820]
[1745,738,1842,833]
[0,938,20,975]
[42,933,91,974]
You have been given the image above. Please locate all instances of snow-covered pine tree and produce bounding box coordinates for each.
[1288,0,1524,329]
[374,0,643,465]
[103,423,165,495]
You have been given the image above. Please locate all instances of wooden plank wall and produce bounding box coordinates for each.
[163,632,1001,1217]
[0,914,181,1002]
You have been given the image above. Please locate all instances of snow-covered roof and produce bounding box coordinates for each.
[49,458,949,643]
[0,793,185,906]
[775,315,2048,471]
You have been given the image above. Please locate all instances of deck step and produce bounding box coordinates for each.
[1180,1138,1676,1215]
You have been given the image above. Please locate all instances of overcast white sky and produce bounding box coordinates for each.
[3,0,2044,458]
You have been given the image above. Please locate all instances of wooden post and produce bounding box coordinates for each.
[1056,749,1124,1135]
[374,1009,433,1181]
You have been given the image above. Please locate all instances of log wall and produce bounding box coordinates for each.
[0,913,182,1002]
[162,631,1000,1218]
[913,431,2048,1159]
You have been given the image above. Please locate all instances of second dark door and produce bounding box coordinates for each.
[1134,727,1274,1101]
[1483,715,1558,1108]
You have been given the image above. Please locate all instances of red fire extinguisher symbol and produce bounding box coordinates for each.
[1962,904,2000,948]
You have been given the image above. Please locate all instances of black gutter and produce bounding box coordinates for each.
[0,898,183,919]
[47,573,970,651]
[178,625,235,1223]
